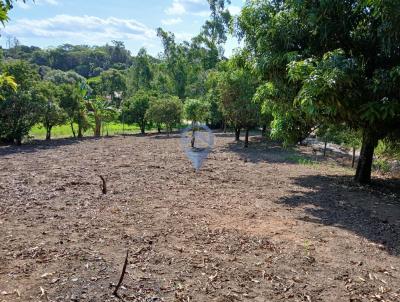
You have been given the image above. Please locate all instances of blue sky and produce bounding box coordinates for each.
[0,0,244,57]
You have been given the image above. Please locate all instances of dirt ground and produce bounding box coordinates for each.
[0,133,399,302]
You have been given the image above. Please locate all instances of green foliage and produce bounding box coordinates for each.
[0,73,17,98]
[0,0,25,25]
[86,96,116,137]
[146,96,183,134]
[286,154,317,166]
[217,52,260,130]
[98,69,127,106]
[127,48,153,95]
[122,90,153,134]
[44,69,86,85]
[183,99,210,124]
[238,0,400,183]
[4,41,132,78]
[59,84,88,138]
[372,159,391,174]
[0,60,42,144]
[35,81,67,140]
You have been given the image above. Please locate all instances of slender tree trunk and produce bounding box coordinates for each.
[352,147,356,168]
[94,117,101,137]
[355,129,378,184]
[191,121,195,148]
[157,125,161,134]
[140,122,145,135]
[46,125,52,140]
[323,139,328,157]
[244,128,250,148]
[70,122,76,138]
[262,124,267,137]
[15,136,22,146]
[78,124,83,138]
[235,127,241,141]
[167,124,170,137]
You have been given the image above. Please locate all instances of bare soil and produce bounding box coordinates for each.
[0,133,399,302]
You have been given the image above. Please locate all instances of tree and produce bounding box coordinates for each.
[1,1,27,25]
[146,96,182,136]
[44,69,86,85]
[184,98,210,147]
[122,90,153,135]
[0,73,17,98]
[127,48,153,95]
[195,0,232,66]
[0,60,41,144]
[59,84,88,138]
[99,69,126,107]
[217,53,260,147]
[35,81,67,140]
[238,0,400,183]
[157,28,188,99]
[85,96,116,137]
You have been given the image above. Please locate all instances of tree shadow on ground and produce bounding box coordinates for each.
[219,134,309,164]
[0,136,105,157]
[278,174,400,255]
[148,133,182,140]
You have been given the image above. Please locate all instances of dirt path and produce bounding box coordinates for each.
[0,134,399,302]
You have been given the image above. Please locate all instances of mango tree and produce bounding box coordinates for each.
[238,0,400,183]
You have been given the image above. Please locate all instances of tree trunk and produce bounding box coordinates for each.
[78,124,83,138]
[94,117,101,137]
[355,129,378,184]
[323,139,327,157]
[46,125,52,140]
[244,128,250,148]
[70,122,76,138]
[262,124,267,137]
[15,136,22,146]
[157,125,161,134]
[352,147,356,168]
[235,128,241,141]
[140,121,145,135]
[191,121,195,148]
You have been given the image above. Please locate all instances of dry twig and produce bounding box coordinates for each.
[113,250,129,298]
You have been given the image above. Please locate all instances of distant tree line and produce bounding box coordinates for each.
[1,0,400,185]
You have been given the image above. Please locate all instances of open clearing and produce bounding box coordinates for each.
[0,133,399,302]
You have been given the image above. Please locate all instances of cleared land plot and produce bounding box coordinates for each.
[0,134,399,301]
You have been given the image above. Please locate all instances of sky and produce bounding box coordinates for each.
[0,0,244,57]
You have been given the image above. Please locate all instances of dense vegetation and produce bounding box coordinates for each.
[1,0,400,184]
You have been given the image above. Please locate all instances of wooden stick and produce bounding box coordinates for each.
[113,250,129,298]
[99,175,107,194]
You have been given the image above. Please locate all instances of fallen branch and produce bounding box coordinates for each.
[113,249,129,298]
[99,175,107,194]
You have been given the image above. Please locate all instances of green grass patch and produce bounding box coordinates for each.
[372,158,391,174]
[286,154,318,166]
[30,122,142,140]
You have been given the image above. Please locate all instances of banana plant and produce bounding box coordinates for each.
[85,96,116,137]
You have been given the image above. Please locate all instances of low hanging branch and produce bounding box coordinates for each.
[113,249,129,298]
[99,175,107,194]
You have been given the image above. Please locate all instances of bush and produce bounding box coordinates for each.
[146,96,182,135]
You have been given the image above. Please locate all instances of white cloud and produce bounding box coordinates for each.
[3,15,156,43]
[161,17,183,26]
[165,1,186,15]
[228,5,241,16]
[165,0,209,16]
